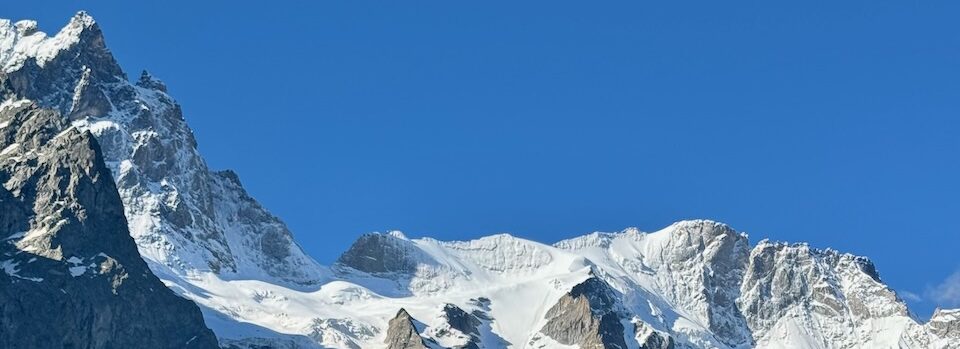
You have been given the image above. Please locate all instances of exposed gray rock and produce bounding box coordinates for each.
[136,70,167,92]
[2,11,955,349]
[2,12,122,121]
[384,308,429,349]
[738,239,910,346]
[927,309,960,341]
[0,100,218,348]
[0,11,326,286]
[468,297,491,311]
[442,303,481,337]
[639,332,674,349]
[436,303,482,349]
[539,277,628,349]
[425,300,508,349]
[336,233,426,274]
[307,317,379,349]
[658,221,752,347]
[633,321,674,349]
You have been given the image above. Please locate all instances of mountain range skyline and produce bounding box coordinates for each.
[1,7,958,348]
[1,3,958,320]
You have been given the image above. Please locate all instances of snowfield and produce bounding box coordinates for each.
[0,12,957,349]
[148,222,960,349]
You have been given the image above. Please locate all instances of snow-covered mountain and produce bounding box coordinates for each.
[1,12,958,349]
[0,14,218,348]
[0,11,324,285]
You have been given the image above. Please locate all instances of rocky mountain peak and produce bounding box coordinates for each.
[740,239,913,346]
[928,308,960,340]
[0,12,326,286]
[384,308,429,349]
[538,277,628,349]
[668,219,745,245]
[335,232,426,275]
[1,11,119,77]
[54,11,99,48]
[136,70,167,92]
[0,91,218,348]
[0,12,123,123]
[1,12,956,349]
[68,11,96,28]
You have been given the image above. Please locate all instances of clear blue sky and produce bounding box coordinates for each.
[4,1,959,317]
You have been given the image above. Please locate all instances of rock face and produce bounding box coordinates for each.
[645,221,753,347]
[0,11,325,286]
[0,97,218,347]
[539,277,628,349]
[441,304,482,337]
[928,309,960,342]
[336,232,426,275]
[384,309,429,349]
[738,240,913,347]
[440,304,482,349]
[3,12,959,349]
[426,303,485,349]
[633,321,674,349]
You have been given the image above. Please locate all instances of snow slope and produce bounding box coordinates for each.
[177,232,593,348]
[159,221,960,348]
[1,12,958,349]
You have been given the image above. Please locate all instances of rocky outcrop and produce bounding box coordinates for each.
[307,317,379,349]
[559,221,753,347]
[423,299,508,349]
[0,11,325,285]
[2,12,957,349]
[0,98,218,347]
[384,309,429,349]
[0,12,122,121]
[928,308,960,342]
[442,304,481,337]
[739,240,911,346]
[336,232,427,275]
[655,221,753,347]
[633,321,674,349]
[539,277,628,349]
[433,303,483,349]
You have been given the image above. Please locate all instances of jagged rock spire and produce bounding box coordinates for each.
[538,277,629,349]
[137,70,167,92]
[384,309,429,349]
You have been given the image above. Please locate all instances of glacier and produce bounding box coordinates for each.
[0,12,957,349]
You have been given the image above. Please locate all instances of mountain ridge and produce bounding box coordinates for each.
[0,80,218,348]
[0,12,957,349]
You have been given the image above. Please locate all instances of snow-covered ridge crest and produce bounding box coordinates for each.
[185,220,959,348]
[3,12,959,349]
[0,11,97,72]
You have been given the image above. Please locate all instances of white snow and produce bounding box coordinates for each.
[0,143,18,156]
[4,231,26,241]
[159,233,594,348]
[68,265,87,277]
[1,12,954,349]
[1,259,42,282]
[150,220,933,349]
[0,12,95,72]
[66,256,88,277]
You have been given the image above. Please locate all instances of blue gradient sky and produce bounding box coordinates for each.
[4,1,959,317]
